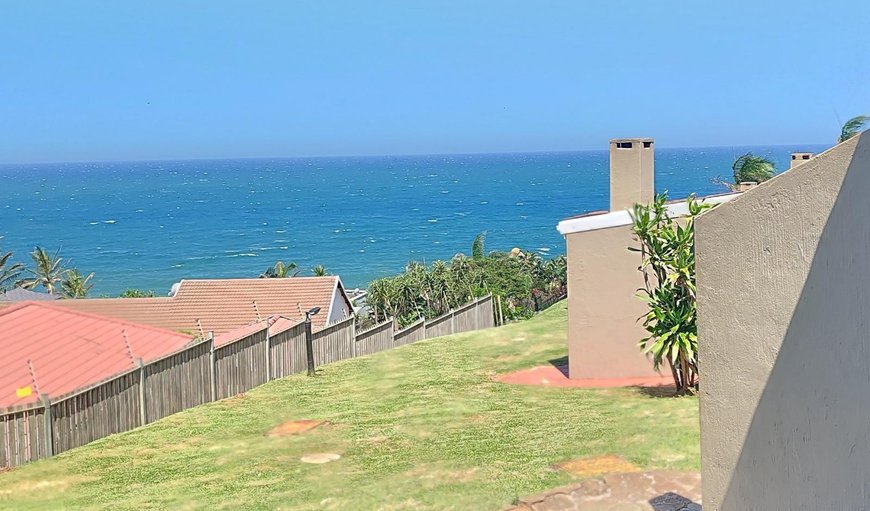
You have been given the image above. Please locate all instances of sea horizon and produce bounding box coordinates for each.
[1,143,829,296]
[0,141,827,167]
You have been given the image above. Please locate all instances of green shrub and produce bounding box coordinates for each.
[629,193,714,394]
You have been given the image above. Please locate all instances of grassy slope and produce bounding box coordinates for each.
[0,303,700,511]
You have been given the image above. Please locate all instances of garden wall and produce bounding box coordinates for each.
[696,133,870,510]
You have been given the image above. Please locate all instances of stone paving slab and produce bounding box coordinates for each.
[503,471,701,511]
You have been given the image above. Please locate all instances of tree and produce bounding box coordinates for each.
[471,231,486,259]
[19,247,66,294]
[839,115,869,143]
[260,260,299,278]
[119,289,156,298]
[61,269,95,298]
[0,249,24,292]
[732,153,776,184]
[312,264,329,277]
[630,193,715,395]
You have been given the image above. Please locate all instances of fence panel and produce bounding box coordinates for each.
[144,340,212,423]
[453,300,479,334]
[424,311,453,338]
[269,322,308,378]
[312,317,355,365]
[394,319,425,346]
[476,295,495,330]
[214,328,269,400]
[51,369,141,455]
[0,404,47,469]
[0,294,499,470]
[354,319,394,356]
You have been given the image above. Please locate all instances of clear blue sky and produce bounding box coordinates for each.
[1,1,867,163]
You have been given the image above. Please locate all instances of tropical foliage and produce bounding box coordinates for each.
[366,233,567,327]
[732,152,776,184]
[839,114,869,143]
[61,269,95,299]
[630,193,714,394]
[119,288,156,298]
[0,248,24,292]
[312,264,329,277]
[19,247,67,295]
[260,260,299,278]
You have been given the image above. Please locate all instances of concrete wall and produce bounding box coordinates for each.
[566,224,661,379]
[695,133,869,510]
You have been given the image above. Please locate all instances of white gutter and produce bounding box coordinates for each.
[556,192,741,235]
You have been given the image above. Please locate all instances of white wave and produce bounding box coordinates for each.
[102,220,116,224]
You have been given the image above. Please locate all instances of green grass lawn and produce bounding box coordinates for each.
[0,302,700,511]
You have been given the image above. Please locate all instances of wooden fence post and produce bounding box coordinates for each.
[264,324,272,382]
[40,394,53,458]
[136,358,147,426]
[208,332,217,402]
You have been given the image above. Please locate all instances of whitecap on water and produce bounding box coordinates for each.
[428,219,437,223]
[102,220,116,224]
[537,247,551,252]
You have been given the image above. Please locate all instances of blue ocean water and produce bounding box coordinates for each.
[0,145,824,295]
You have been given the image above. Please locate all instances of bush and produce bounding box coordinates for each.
[629,193,714,394]
[366,234,566,327]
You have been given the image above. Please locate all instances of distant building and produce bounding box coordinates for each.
[556,138,739,381]
[790,151,814,168]
[0,288,61,302]
[49,276,353,335]
[0,301,192,408]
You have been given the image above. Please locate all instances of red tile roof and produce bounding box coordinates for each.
[0,301,193,409]
[212,315,302,347]
[52,277,350,335]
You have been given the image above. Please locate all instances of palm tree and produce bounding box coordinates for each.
[61,269,95,298]
[0,249,24,292]
[260,260,299,278]
[839,115,869,143]
[20,247,66,294]
[732,153,776,184]
[312,264,329,277]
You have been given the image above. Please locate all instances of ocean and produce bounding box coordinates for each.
[0,145,825,296]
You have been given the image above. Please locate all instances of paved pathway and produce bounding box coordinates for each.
[503,471,701,511]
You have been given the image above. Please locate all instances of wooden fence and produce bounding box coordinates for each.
[0,294,495,469]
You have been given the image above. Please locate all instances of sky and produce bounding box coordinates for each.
[1,1,867,163]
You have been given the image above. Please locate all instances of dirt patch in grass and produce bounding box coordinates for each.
[554,454,640,479]
[266,419,326,437]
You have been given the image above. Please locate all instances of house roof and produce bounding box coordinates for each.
[213,315,302,347]
[556,192,742,236]
[0,301,193,408]
[0,288,61,302]
[52,276,351,335]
